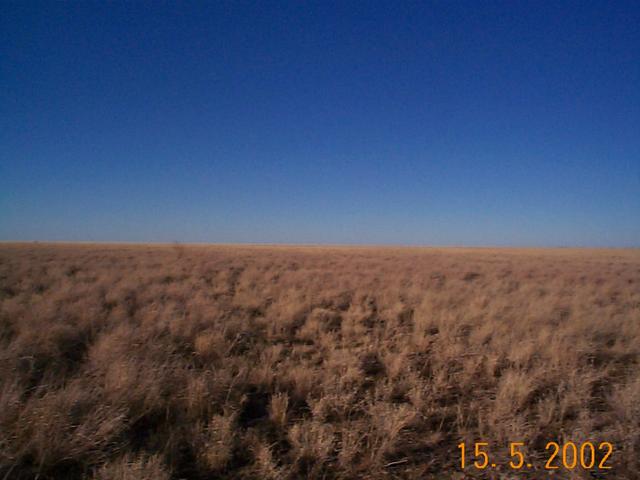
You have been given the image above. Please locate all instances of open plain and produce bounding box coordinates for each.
[0,243,638,479]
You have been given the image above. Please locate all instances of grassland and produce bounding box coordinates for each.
[0,243,638,479]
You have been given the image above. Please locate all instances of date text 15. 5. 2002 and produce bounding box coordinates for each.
[458,441,613,471]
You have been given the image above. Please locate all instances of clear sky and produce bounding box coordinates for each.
[1,1,639,246]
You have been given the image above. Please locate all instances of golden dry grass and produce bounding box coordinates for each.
[0,243,639,479]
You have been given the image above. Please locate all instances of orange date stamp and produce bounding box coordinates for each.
[458,441,613,471]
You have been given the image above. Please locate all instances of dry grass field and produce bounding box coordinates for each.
[0,243,639,479]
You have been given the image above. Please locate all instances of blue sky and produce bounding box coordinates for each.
[1,1,639,246]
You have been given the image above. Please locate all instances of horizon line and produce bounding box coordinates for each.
[1,240,638,251]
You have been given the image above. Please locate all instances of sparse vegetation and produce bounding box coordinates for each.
[0,244,638,479]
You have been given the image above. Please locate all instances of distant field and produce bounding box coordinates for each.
[0,244,638,479]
